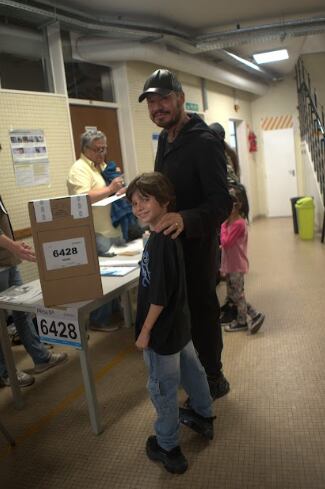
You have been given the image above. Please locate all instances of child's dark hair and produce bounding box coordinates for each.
[126,172,176,211]
[229,183,249,220]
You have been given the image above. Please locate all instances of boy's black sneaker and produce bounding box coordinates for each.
[250,313,265,334]
[224,321,248,332]
[179,407,216,440]
[146,436,188,474]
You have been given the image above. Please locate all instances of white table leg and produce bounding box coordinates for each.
[79,316,103,435]
[0,310,24,409]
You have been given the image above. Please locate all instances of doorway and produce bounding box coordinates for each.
[263,127,297,217]
[69,105,124,170]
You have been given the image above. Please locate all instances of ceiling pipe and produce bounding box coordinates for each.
[0,24,45,57]
[75,38,269,96]
[0,0,190,39]
[2,0,325,49]
[196,17,325,50]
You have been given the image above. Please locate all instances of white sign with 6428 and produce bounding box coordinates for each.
[36,307,82,349]
[42,237,88,271]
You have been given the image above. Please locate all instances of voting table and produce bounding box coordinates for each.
[0,259,140,435]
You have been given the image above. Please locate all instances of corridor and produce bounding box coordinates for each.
[1,217,325,489]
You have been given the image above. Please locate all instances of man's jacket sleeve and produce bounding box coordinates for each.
[180,138,232,238]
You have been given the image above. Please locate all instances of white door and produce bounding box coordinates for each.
[263,128,298,217]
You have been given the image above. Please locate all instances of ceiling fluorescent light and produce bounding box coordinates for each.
[253,49,289,64]
[224,51,262,72]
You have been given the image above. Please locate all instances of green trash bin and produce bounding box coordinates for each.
[295,197,315,240]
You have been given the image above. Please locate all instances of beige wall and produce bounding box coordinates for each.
[0,90,75,281]
[126,61,262,217]
[204,81,258,216]
[127,62,204,173]
[1,61,318,287]
[250,75,303,215]
[302,53,325,109]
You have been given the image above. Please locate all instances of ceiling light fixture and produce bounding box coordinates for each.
[224,51,262,72]
[253,49,289,64]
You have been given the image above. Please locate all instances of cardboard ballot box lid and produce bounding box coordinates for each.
[28,195,103,307]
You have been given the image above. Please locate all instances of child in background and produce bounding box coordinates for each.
[220,186,265,333]
[126,172,215,475]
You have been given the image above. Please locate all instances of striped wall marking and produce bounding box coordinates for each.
[0,343,134,459]
[261,115,293,130]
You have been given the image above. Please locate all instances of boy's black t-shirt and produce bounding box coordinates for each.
[135,231,191,355]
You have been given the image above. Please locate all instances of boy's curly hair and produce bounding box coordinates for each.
[126,172,176,211]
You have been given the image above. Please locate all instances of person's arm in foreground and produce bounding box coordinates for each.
[135,304,164,350]
[0,233,36,262]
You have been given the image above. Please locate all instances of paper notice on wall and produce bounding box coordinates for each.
[152,133,160,158]
[43,237,88,271]
[9,129,50,187]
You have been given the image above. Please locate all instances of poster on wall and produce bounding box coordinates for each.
[152,133,160,158]
[9,129,50,187]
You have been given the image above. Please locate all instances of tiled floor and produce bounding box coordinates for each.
[1,217,325,489]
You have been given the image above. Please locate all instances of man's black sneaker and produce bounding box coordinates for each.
[224,321,248,332]
[146,436,188,474]
[250,313,265,334]
[208,372,230,400]
[220,305,237,325]
[179,407,215,440]
[220,300,234,313]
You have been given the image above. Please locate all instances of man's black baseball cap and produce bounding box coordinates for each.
[138,69,183,102]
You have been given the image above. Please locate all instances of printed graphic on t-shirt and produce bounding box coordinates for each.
[141,250,150,287]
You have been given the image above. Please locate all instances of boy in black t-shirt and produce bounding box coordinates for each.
[126,172,215,475]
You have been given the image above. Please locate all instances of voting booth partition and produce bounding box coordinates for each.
[28,194,103,307]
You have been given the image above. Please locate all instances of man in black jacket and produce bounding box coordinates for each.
[138,69,232,399]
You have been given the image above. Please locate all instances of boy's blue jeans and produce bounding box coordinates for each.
[143,340,213,451]
[0,267,50,378]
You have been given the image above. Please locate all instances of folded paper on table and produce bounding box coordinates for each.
[100,266,138,277]
[99,258,140,267]
[92,193,126,207]
[109,238,143,256]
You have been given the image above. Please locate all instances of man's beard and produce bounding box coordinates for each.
[161,113,181,129]
[152,104,182,129]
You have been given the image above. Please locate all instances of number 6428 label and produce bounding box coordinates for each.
[43,237,88,271]
[36,307,82,349]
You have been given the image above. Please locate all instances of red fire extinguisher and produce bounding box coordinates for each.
[248,131,257,152]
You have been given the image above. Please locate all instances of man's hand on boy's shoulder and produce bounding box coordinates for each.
[155,212,184,239]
